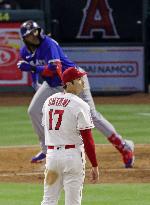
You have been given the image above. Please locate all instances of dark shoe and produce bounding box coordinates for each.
[31,152,46,163]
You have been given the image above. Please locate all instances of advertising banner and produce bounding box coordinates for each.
[0,23,28,86]
[63,47,144,92]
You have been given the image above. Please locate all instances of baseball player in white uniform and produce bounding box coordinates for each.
[41,67,99,205]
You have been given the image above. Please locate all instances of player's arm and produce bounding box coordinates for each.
[37,39,62,79]
[17,48,41,90]
[80,129,99,183]
[80,129,97,167]
[77,105,99,183]
[17,47,35,72]
[17,39,62,79]
[32,60,62,79]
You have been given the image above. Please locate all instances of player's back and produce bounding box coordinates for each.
[42,92,90,146]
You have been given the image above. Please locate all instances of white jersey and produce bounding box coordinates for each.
[42,92,94,146]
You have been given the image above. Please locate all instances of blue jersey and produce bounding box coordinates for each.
[20,36,76,87]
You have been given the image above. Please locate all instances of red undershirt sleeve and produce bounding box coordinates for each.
[80,129,98,167]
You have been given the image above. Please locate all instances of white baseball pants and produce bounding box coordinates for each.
[41,145,85,205]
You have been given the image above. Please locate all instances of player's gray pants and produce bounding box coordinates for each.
[79,72,120,137]
[28,82,63,154]
[28,76,122,154]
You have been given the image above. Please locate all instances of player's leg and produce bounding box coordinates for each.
[63,148,85,205]
[41,153,63,205]
[28,81,63,162]
[79,73,134,168]
[41,181,62,205]
[64,179,83,205]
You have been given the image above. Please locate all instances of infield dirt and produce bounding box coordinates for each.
[0,144,150,183]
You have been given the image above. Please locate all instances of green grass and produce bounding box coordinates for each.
[0,105,150,205]
[0,106,38,145]
[0,183,150,205]
[94,104,150,144]
[0,104,150,145]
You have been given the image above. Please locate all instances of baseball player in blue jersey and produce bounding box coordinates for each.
[17,20,134,168]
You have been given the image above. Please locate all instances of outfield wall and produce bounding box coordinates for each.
[0,1,148,93]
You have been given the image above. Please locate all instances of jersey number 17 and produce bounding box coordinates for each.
[49,109,64,130]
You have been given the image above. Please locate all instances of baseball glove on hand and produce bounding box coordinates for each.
[17,60,35,72]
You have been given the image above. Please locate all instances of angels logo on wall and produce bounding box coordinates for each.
[77,0,119,39]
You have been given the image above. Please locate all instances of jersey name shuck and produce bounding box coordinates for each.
[48,97,70,107]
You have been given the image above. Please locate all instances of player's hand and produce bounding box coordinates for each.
[17,60,33,72]
[90,166,99,183]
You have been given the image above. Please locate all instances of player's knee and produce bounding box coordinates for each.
[44,169,58,185]
[90,110,100,120]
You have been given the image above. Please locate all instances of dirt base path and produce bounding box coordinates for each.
[0,144,150,184]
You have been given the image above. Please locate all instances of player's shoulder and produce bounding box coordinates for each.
[44,36,59,46]
[50,92,62,98]
[71,94,89,109]
[40,36,59,52]
[45,92,62,102]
